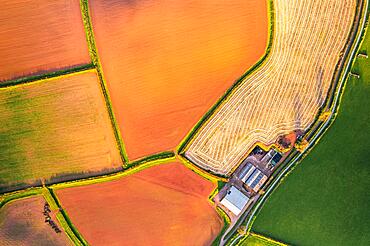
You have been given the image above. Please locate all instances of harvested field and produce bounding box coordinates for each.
[56,161,223,245]
[0,0,90,82]
[89,0,268,160]
[0,195,72,245]
[185,0,357,175]
[252,25,370,246]
[0,71,122,192]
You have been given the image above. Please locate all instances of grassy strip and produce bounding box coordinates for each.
[55,213,84,246]
[177,0,275,155]
[303,0,366,141]
[0,151,176,198]
[237,232,287,246]
[79,0,129,164]
[43,188,85,246]
[49,153,176,191]
[0,188,42,209]
[47,188,88,245]
[126,151,175,169]
[0,64,94,88]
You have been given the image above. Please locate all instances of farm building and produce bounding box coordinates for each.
[239,163,268,192]
[220,186,250,216]
[270,152,283,166]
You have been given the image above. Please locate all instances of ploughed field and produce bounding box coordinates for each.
[0,0,90,82]
[0,71,122,192]
[185,0,357,175]
[89,0,268,160]
[56,161,223,245]
[0,195,72,245]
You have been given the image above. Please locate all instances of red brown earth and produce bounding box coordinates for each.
[56,161,223,245]
[0,195,72,245]
[0,0,90,82]
[89,0,268,160]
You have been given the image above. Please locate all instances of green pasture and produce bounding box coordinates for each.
[240,234,281,246]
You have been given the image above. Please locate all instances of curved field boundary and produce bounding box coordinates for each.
[185,0,357,175]
[177,154,228,184]
[226,1,368,244]
[177,0,275,157]
[79,0,129,164]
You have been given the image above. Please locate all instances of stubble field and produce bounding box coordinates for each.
[186,0,357,175]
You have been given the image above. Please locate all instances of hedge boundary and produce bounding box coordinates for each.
[0,64,94,88]
[177,0,275,158]
[79,0,129,164]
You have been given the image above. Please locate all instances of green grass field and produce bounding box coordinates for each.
[251,26,370,246]
[240,234,281,246]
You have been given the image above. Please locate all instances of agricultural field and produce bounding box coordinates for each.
[0,0,90,82]
[1,0,367,245]
[88,0,268,160]
[56,161,223,245]
[240,233,283,246]
[251,27,370,246]
[185,0,357,175]
[0,195,72,245]
[0,71,122,192]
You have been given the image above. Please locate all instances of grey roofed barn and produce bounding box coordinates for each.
[220,186,250,216]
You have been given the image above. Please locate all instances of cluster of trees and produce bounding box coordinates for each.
[43,203,61,233]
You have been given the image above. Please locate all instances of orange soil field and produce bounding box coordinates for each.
[0,195,72,245]
[56,161,223,245]
[0,0,90,82]
[0,71,122,192]
[89,0,268,160]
